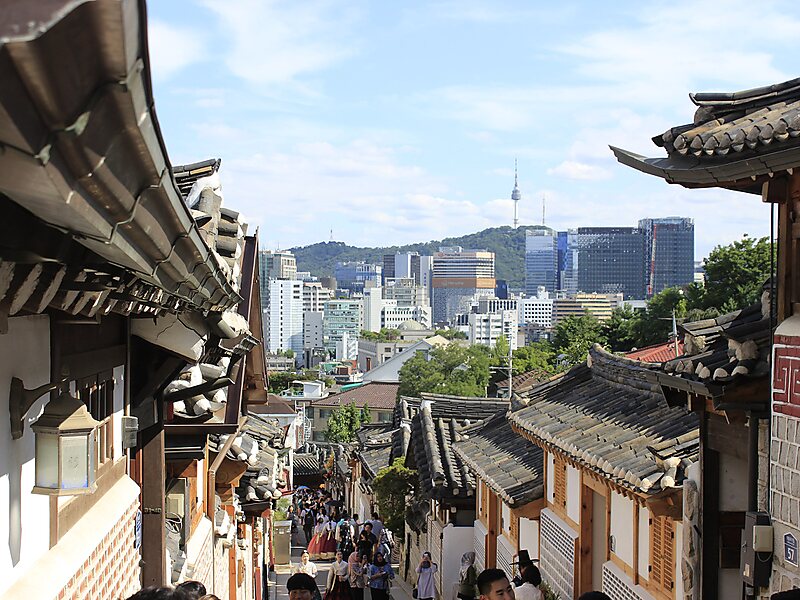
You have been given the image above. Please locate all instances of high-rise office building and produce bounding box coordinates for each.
[525,227,558,295]
[638,217,695,296]
[334,261,382,292]
[576,227,647,299]
[557,230,579,294]
[431,247,495,324]
[267,279,303,354]
[384,277,429,307]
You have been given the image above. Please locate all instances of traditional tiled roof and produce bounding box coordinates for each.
[294,452,325,476]
[626,341,685,363]
[251,396,297,416]
[408,403,476,500]
[452,412,544,507]
[396,394,509,423]
[611,78,800,193]
[656,302,771,405]
[495,370,551,394]
[314,382,399,410]
[510,346,699,496]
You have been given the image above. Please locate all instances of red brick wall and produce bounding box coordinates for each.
[56,498,141,600]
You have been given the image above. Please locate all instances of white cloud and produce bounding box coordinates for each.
[147,20,205,81]
[200,0,360,87]
[547,160,612,181]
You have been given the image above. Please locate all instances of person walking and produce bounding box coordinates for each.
[302,504,316,545]
[356,531,374,563]
[325,551,351,600]
[368,512,384,541]
[367,551,394,600]
[457,552,478,600]
[415,552,438,600]
[476,569,515,600]
[294,550,319,578]
[348,552,367,600]
[287,573,321,600]
[337,512,355,558]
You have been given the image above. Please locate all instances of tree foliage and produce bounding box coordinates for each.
[372,458,417,536]
[324,402,371,443]
[552,314,606,366]
[434,328,468,340]
[700,235,773,312]
[397,343,491,398]
[360,328,402,342]
[511,341,558,375]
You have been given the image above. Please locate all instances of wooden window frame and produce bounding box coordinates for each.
[553,456,567,511]
[649,515,676,597]
[76,373,115,474]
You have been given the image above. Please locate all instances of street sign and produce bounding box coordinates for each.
[785,532,798,567]
[134,509,142,550]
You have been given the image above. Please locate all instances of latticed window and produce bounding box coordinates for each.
[480,482,490,523]
[552,456,567,509]
[77,374,115,467]
[509,509,519,542]
[649,515,675,594]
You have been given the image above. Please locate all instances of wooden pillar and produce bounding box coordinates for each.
[140,420,166,587]
[578,483,593,594]
[700,412,720,600]
[487,491,499,568]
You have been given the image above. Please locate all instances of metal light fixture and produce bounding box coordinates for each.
[31,390,100,495]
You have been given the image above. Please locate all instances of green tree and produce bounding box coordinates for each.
[603,306,639,352]
[324,401,372,443]
[630,287,688,348]
[397,343,491,398]
[360,328,401,342]
[511,341,557,375]
[372,458,417,536]
[434,328,468,340]
[552,314,606,366]
[701,235,773,311]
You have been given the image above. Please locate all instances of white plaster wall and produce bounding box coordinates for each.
[637,505,650,581]
[546,453,554,504]
[501,502,511,535]
[610,492,634,566]
[113,365,124,459]
[443,524,473,600]
[519,518,539,559]
[0,315,52,597]
[566,465,580,523]
[719,451,748,511]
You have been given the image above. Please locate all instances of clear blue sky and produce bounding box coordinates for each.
[147,0,796,259]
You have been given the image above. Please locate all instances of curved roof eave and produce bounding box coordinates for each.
[0,0,241,312]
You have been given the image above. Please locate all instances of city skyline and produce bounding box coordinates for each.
[145,1,792,260]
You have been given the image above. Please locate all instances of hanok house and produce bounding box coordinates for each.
[611,76,800,596]
[509,346,699,600]
[649,300,771,600]
[0,1,253,598]
[401,394,510,599]
[451,411,544,577]
[308,381,399,442]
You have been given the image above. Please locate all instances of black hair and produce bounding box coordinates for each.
[577,593,613,600]
[176,581,207,599]
[287,573,319,593]
[476,569,509,596]
[126,588,191,600]
[372,512,379,519]
[771,592,800,600]
[521,566,541,587]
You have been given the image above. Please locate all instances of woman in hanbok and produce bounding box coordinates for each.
[294,550,318,578]
[307,516,327,560]
[321,515,338,559]
[325,551,351,600]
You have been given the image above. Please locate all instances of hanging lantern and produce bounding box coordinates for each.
[31,391,100,495]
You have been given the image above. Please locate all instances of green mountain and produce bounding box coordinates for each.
[290,226,544,289]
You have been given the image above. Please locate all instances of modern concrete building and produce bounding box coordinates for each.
[519,288,554,328]
[384,277,429,307]
[303,311,324,349]
[525,227,559,295]
[468,310,519,350]
[432,247,496,324]
[267,279,304,354]
[323,300,363,354]
[303,281,333,313]
[552,292,622,324]
[383,304,432,329]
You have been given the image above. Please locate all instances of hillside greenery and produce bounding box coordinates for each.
[289,225,530,288]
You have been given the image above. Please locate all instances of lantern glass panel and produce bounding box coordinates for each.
[35,431,59,488]
[60,433,89,489]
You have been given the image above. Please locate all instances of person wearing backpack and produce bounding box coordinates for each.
[302,505,316,545]
[337,512,355,559]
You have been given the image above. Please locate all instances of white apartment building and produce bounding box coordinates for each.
[362,287,387,332]
[383,304,432,329]
[267,279,304,354]
[303,311,324,349]
[303,281,333,313]
[468,310,518,350]
[519,287,554,328]
[323,300,363,353]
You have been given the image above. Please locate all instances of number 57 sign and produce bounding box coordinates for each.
[786,533,798,567]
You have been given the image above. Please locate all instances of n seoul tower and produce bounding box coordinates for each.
[512,159,521,228]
